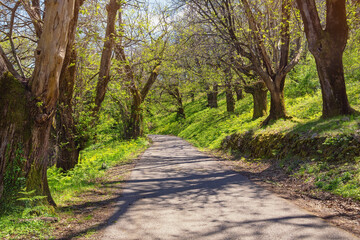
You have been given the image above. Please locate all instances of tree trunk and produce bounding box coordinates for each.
[56,49,79,171]
[1,1,74,205]
[93,0,120,115]
[234,85,244,101]
[225,84,235,113]
[207,83,218,108]
[174,87,186,119]
[267,88,286,121]
[0,73,31,201]
[313,52,353,117]
[262,75,287,125]
[224,69,235,113]
[55,0,84,171]
[296,0,354,118]
[125,95,142,140]
[190,92,195,102]
[245,81,268,119]
[166,85,186,119]
[177,106,186,119]
[176,92,186,119]
[25,0,75,205]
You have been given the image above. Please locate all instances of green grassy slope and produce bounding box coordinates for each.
[148,55,360,201]
[149,56,360,149]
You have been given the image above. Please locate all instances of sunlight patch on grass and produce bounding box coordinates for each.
[48,138,149,205]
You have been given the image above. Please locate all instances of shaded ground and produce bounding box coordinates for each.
[53,135,359,239]
[51,161,139,240]
[216,154,360,238]
[99,135,357,239]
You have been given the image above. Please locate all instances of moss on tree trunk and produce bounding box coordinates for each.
[245,81,268,119]
[0,73,32,201]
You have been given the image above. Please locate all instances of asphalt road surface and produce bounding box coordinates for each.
[100,135,358,240]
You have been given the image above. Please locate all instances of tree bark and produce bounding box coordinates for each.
[245,81,268,119]
[0,73,31,201]
[224,67,235,113]
[55,0,85,171]
[56,49,79,171]
[1,0,74,205]
[190,92,195,102]
[175,90,186,119]
[125,94,143,140]
[234,84,244,101]
[0,54,7,74]
[207,83,218,108]
[93,0,120,115]
[296,0,354,117]
[26,0,74,205]
[166,85,186,119]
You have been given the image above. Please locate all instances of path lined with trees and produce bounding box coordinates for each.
[0,0,359,238]
[99,135,357,240]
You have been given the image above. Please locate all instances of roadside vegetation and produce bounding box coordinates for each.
[148,51,360,201]
[0,138,149,239]
[0,0,359,239]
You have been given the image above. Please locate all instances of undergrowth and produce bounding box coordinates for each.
[148,53,360,201]
[48,138,149,205]
[294,158,360,200]
[0,138,149,239]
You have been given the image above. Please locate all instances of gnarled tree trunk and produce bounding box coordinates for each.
[296,0,354,118]
[245,81,268,119]
[56,48,79,171]
[25,0,75,206]
[0,0,75,205]
[0,72,31,201]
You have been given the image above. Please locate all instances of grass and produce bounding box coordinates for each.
[0,138,149,240]
[48,138,149,205]
[0,214,54,240]
[150,54,360,148]
[293,158,360,200]
[148,53,360,201]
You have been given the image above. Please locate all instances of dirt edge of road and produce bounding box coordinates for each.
[206,150,360,238]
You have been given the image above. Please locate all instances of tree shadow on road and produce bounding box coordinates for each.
[56,155,351,239]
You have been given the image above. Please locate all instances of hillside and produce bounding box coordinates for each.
[148,54,360,201]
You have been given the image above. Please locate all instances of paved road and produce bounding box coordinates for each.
[101,135,358,240]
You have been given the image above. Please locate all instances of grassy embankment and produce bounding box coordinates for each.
[0,138,149,239]
[149,55,360,201]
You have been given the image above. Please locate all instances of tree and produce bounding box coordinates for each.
[112,4,169,139]
[55,0,86,171]
[295,0,355,117]
[93,0,121,115]
[0,0,75,205]
[186,0,303,124]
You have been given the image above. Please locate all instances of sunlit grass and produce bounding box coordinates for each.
[48,138,149,205]
[0,138,149,240]
[148,55,360,201]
